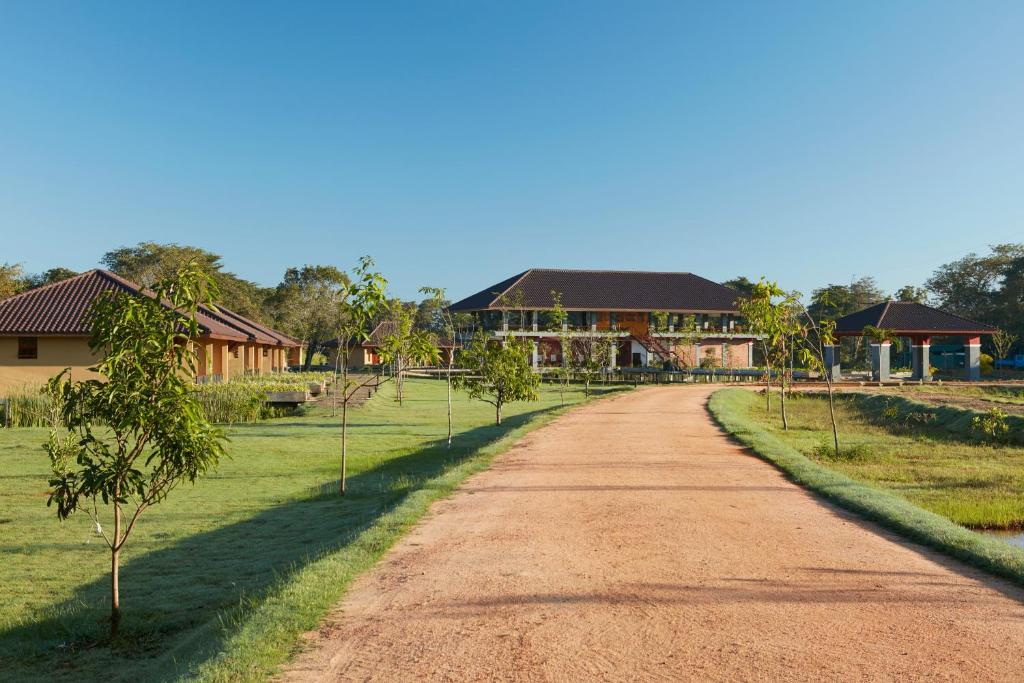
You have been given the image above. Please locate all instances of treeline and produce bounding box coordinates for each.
[723,242,1024,360]
[4,240,1023,363]
[0,242,452,368]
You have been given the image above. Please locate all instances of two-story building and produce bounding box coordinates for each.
[448,268,756,370]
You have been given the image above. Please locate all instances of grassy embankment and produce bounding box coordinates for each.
[898,383,1024,412]
[0,378,625,682]
[709,388,1024,584]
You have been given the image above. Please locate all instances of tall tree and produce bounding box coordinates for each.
[0,263,27,299]
[101,242,270,321]
[44,263,226,638]
[995,255,1024,353]
[268,265,350,369]
[925,243,1024,320]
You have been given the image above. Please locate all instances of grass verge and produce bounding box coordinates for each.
[0,378,627,682]
[708,388,1024,587]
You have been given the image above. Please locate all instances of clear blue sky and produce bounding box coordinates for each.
[2,1,1022,301]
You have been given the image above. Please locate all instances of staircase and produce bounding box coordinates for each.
[630,334,685,369]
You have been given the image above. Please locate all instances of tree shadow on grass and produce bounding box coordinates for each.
[0,407,556,683]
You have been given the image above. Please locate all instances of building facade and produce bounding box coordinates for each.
[449,269,756,370]
[0,269,301,390]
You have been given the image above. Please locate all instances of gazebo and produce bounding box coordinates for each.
[828,301,995,381]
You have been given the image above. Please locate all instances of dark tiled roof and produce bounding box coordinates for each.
[835,301,995,335]
[0,269,297,345]
[200,303,300,347]
[449,269,742,312]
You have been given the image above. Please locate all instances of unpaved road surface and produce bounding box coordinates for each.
[281,386,1024,682]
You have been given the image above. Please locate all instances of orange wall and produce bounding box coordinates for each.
[0,336,102,390]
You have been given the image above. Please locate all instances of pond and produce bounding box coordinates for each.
[984,529,1024,549]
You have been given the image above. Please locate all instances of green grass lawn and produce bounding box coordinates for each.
[0,378,623,682]
[734,390,1024,528]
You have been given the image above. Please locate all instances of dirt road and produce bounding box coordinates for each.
[281,386,1024,682]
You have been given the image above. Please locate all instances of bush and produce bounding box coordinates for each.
[972,408,1010,444]
[981,353,994,375]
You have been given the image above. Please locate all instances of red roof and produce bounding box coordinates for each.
[0,269,298,346]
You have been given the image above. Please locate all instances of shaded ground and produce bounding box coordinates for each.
[803,383,1024,416]
[899,391,1024,416]
[281,386,1024,681]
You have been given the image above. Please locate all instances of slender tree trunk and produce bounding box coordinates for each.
[824,371,840,455]
[446,358,453,448]
[780,339,789,430]
[111,498,121,638]
[332,343,341,418]
[764,359,772,413]
[340,362,349,496]
[496,403,502,425]
[340,396,348,495]
[396,358,404,406]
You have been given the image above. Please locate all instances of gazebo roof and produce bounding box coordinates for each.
[834,301,995,336]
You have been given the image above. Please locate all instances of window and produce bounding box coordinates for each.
[233,347,239,359]
[17,337,38,360]
[262,348,268,357]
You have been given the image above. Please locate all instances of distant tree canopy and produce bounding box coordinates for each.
[415,295,450,335]
[895,285,929,304]
[926,243,1024,356]
[722,276,757,299]
[1,264,79,298]
[0,263,26,299]
[266,265,350,368]
[807,276,886,322]
[101,242,270,322]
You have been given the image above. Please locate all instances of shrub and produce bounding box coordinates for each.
[813,440,875,462]
[972,408,1010,444]
[981,353,994,375]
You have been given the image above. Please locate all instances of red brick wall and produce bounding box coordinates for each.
[671,340,751,369]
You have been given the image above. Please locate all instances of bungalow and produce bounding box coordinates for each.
[448,268,756,369]
[324,320,458,371]
[0,269,301,390]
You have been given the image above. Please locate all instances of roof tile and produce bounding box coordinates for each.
[449,268,742,312]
